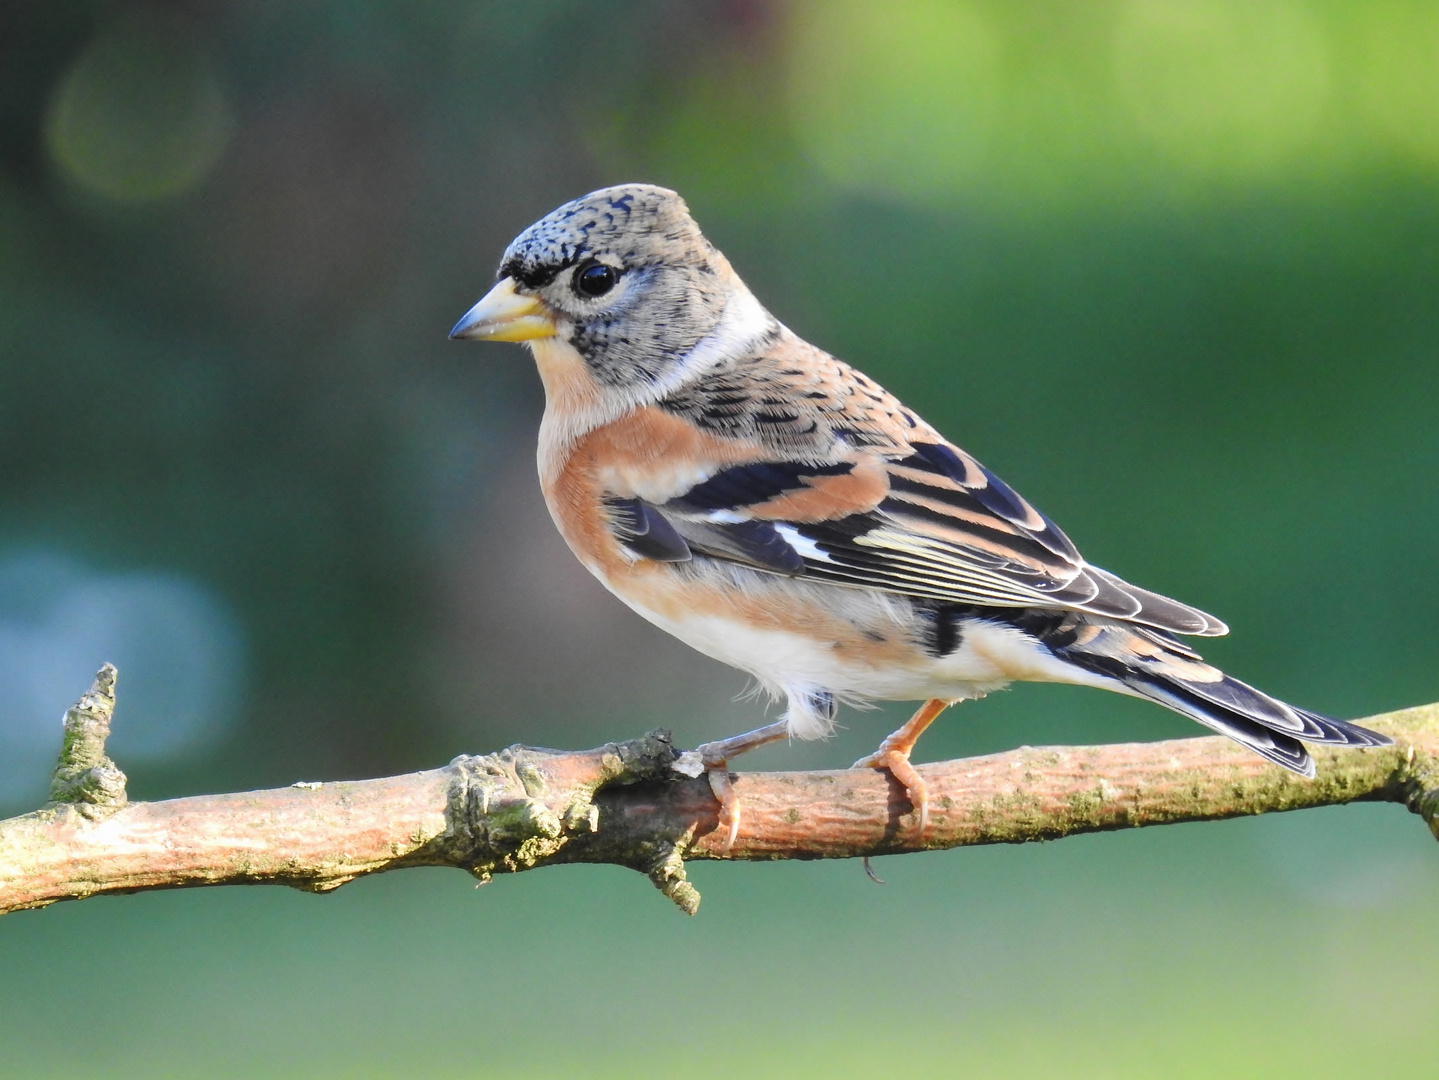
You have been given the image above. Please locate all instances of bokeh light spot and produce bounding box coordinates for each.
[0,551,245,809]
[1113,0,1330,182]
[787,0,1000,204]
[43,8,234,205]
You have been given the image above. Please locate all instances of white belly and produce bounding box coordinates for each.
[613,582,1121,738]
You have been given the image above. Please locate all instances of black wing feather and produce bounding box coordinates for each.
[606,497,691,562]
[674,518,804,576]
[673,461,853,512]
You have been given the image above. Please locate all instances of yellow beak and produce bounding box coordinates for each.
[448,277,557,342]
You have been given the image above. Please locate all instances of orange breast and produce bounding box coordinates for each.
[541,419,919,676]
[542,405,769,571]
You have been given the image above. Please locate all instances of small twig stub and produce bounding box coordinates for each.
[47,663,127,813]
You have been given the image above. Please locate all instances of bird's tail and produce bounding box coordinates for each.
[1052,622,1391,777]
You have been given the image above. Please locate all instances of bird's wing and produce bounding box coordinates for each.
[650,445,1226,636]
[633,338,1227,637]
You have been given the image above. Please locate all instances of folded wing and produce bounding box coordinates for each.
[614,440,1227,638]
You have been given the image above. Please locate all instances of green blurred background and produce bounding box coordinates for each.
[2,1,1438,1076]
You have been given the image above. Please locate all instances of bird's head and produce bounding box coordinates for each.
[450,184,774,395]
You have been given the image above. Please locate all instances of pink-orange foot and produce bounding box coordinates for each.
[676,720,790,850]
[853,743,932,835]
[852,698,951,838]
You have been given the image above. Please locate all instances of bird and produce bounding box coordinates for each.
[449,183,1390,846]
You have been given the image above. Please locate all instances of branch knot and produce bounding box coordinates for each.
[445,731,686,884]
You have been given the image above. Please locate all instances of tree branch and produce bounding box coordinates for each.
[3,667,1437,916]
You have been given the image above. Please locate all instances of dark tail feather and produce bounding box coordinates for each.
[1036,619,1391,777]
[1130,671,1391,778]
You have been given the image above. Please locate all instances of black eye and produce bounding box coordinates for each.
[574,261,618,299]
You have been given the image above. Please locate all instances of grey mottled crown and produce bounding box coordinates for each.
[499,184,707,287]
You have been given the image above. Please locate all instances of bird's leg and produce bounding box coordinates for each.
[677,720,791,851]
[853,698,951,837]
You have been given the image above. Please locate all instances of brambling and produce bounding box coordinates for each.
[451,184,1389,846]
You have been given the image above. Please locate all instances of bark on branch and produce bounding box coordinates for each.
[3,666,1437,916]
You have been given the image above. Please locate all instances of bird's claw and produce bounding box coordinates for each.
[683,720,790,852]
[853,744,930,837]
[702,755,741,851]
